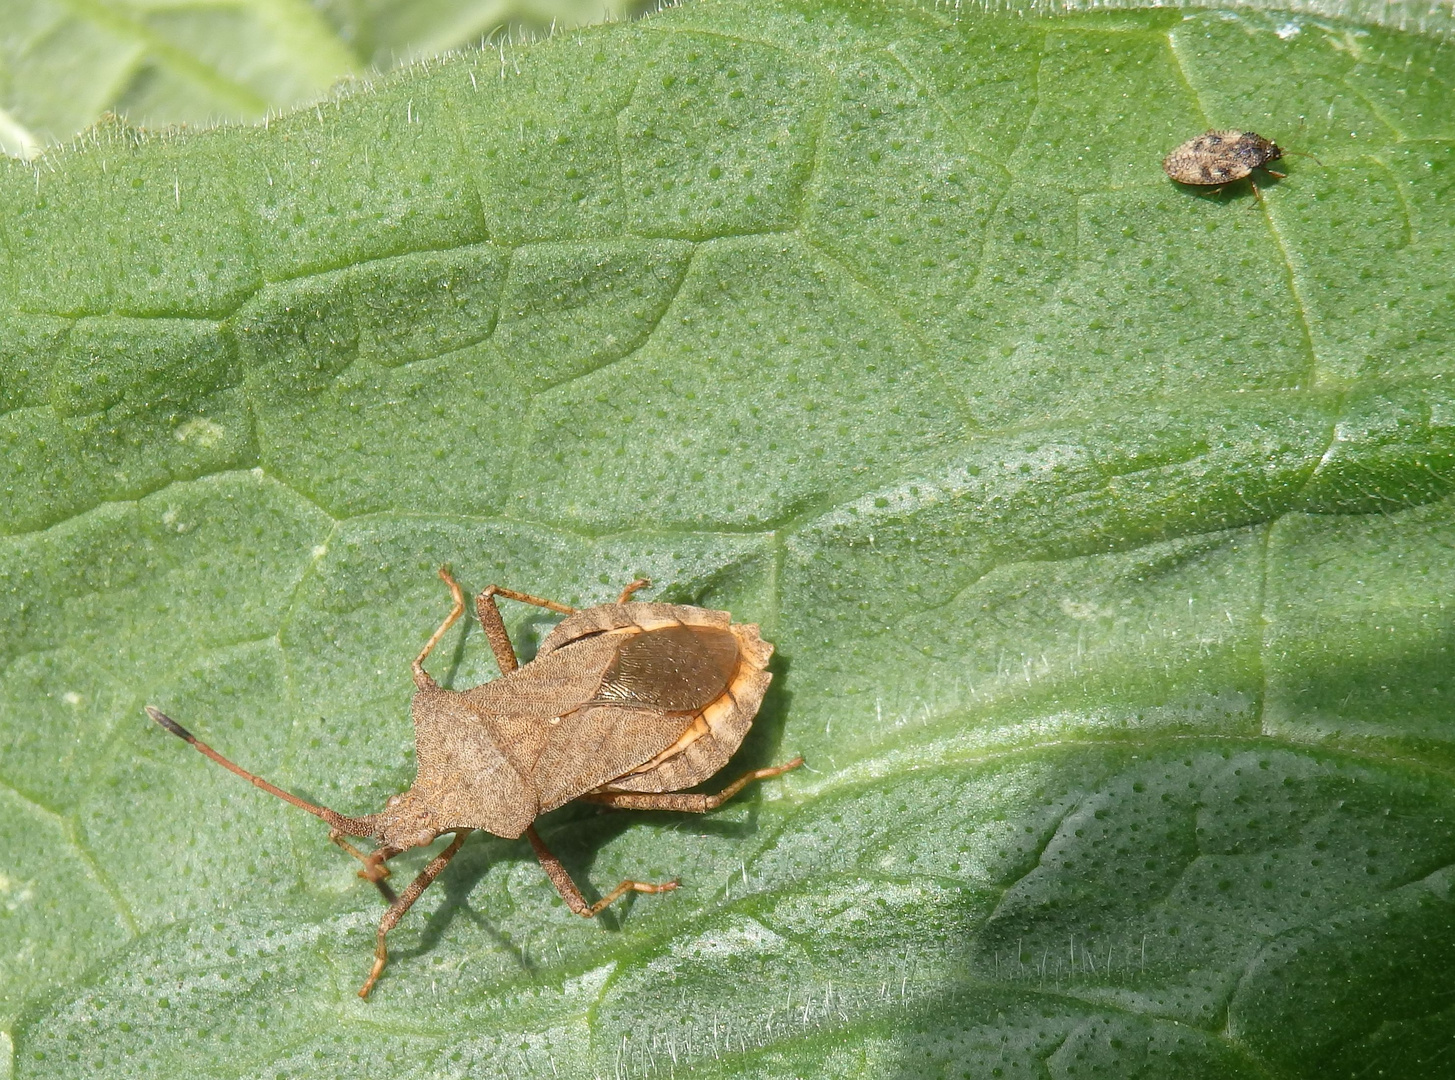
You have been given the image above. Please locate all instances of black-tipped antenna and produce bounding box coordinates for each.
[146,706,375,838]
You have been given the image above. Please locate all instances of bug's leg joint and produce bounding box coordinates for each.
[358,850,393,885]
[331,831,397,902]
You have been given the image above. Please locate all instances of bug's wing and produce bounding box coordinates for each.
[595,621,773,795]
[533,703,706,813]
[531,623,756,812]
[454,604,775,812]
[1163,130,1256,184]
[535,602,731,658]
[462,633,620,720]
[592,624,740,709]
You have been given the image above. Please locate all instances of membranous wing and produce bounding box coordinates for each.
[591,624,740,710]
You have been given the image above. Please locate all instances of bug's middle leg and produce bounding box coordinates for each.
[616,577,651,603]
[358,829,473,999]
[525,826,678,917]
[475,585,576,675]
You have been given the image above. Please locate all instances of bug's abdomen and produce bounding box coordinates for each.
[592,624,740,711]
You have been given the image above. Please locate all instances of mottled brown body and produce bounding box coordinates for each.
[1163,130,1286,191]
[147,568,800,997]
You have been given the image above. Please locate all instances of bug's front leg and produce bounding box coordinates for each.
[525,826,678,917]
[358,829,473,999]
[329,830,399,902]
[413,565,467,690]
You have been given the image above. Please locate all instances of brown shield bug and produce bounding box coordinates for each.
[1162,129,1315,200]
[147,567,801,998]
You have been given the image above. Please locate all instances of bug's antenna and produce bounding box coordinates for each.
[1285,120,1323,166]
[146,706,377,837]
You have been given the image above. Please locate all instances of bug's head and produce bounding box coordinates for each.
[374,788,444,851]
[1267,142,1284,162]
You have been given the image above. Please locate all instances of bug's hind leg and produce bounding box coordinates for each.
[413,565,467,690]
[525,826,678,917]
[358,829,473,999]
[475,584,576,675]
[581,757,805,813]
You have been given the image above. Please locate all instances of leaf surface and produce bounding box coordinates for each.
[0,0,647,157]
[2,1,1455,1077]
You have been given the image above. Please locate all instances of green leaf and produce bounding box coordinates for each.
[312,0,653,72]
[0,0,358,155]
[3,1,1455,1077]
[0,0,650,158]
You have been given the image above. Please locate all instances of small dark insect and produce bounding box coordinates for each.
[1163,130,1288,199]
[148,567,801,998]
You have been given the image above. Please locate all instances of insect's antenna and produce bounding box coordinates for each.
[1285,149,1324,165]
[146,706,377,837]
